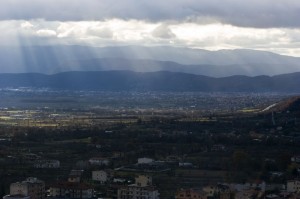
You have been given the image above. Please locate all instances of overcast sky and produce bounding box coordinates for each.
[1,0,300,56]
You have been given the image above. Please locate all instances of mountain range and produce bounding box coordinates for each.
[0,71,300,92]
[1,45,300,77]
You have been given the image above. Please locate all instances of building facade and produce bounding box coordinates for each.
[137,158,154,164]
[118,185,160,199]
[287,180,300,193]
[68,170,84,183]
[117,175,159,199]
[92,170,113,184]
[175,189,207,199]
[33,160,60,169]
[135,175,152,187]
[88,157,109,166]
[49,182,93,199]
[10,177,45,199]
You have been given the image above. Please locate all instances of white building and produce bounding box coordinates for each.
[135,175,152,187]
[89,157,110,166]
[175,189,207,199]
[113,178,127,183]
[291,156,300,163]
[118,185,160,199]
[137,158,154,164]
[10,177,45,199]
[287,179,300,193]
[33,160,60,169]
[225,181,266,192]
[179,162,193,168]
[49,182,93,199]
[92,170,112,184]
[117,175,159,199]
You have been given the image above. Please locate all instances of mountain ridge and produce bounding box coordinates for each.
[0,70,300,92]
[1,45,300,76]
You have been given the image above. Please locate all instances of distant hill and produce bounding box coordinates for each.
[265,97,300,113]
[0,46,300,76]
[0,71,300,92]
[60,58,300,77]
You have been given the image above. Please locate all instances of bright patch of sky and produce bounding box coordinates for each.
[0,0,300,56]
[0,19,298,57]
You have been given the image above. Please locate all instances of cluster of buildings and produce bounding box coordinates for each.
[117,175,159,199]
[33,160,60,169]
[3,155,300,199]
[4,177,45,199]
[3,172,160,199]
[3,171,300,199]
[175,179,300,199]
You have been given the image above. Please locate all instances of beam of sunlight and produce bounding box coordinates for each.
[0,19,299,75]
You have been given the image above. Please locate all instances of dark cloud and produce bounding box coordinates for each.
[0,0,300,28]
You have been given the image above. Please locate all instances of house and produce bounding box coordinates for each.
[265,194,280,199]
[175,184,231,199]
[202,184,231,199]
[287,179,300,193]
[106,185,123,199]
[135,175,152,187]
[235,189,261,199]
[33,160,60,169]
[225,181,266,192]
[49,182,93,199]
[9,177,45,199]
[112,152,125,158]
[68,170,84,183]
[113,178,127,184]
[75,160,90,170]
[223,181,265,199]
[265,184,285,191]
[92,170,113,184]
[291,156,300,163]
[23,153,41,161]
[166,156,181,163]
[138,158,154,164]
[269,172,284,178]
[211,144,226,152]
[175,189,207,199]
[88,157,109,166]
[179,162,193,168]
[118,185,160,199]
[117,175,159,199]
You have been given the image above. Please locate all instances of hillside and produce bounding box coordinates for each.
[1,46,300,76]
[0,71,300,92]
[266,97,300,113]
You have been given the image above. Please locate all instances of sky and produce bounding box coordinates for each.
[1,0,300,56]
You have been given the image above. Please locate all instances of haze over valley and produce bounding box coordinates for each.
[1,1,300,199]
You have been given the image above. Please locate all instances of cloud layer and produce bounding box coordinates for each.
[0,0,300,28]
[0,1,299,57]
[1,19,299,56]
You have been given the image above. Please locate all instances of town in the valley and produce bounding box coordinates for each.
[0,91,300,199]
